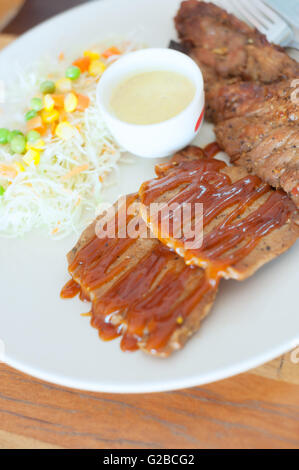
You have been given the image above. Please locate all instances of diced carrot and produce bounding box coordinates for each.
[52,94,65,108]
[76,94,90,111]
[59,109,68,122]
[73,56,91,73]
[101,46,121,59]
[26,115,43,131]
[36,124,48,136]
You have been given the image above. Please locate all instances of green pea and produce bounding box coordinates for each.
[10,134,26,154]
[7,130,24,143]
[66,66,81,81]
[40,80,55,94]
[25,110,37,121]
[0,185,5,196]
[27,130,41,142]
[0,128,10,144]
[30,97,43,112]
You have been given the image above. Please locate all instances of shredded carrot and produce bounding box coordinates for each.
[99,144,109,156]
[61,164,89,181]
[52,227,59,235]
[58,52,65,62]
[81,312,91,317]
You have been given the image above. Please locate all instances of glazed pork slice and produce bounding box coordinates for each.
[139,146,299,281]
[175,1,299,85]
[215,81,299,207]
[62,194,217,357]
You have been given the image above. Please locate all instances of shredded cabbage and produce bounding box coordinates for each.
[0,39,143,239]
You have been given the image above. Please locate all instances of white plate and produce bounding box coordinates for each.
[0,0,298,393]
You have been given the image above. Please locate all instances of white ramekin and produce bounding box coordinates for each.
[96,48,205,159]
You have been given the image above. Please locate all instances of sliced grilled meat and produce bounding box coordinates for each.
[206,80,273,123]
[175,2,299,206]
[215,80,299,206]
[139,146,299,281]
[175,1,299,85]
[62,194,217,357]
[175,1,299,123]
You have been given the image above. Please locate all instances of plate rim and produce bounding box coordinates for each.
[4,335,298,393]
[1,0,298,393]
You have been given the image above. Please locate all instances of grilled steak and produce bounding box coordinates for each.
[215,80,299,207]
[206,80,276,123]
[175,2,299,207]
[175,0,299,86]
[175,1,299,121]
[139,146,299,281]
[62,194,217,357]
[62,145,299,356]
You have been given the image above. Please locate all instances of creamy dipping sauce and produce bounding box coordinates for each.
[110,70,196,125]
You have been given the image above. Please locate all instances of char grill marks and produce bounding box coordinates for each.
[61,194,217,357]
[139,146,299,281]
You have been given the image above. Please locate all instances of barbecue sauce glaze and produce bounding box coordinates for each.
[139,146,294,281]
[61,202,214,354]
[61,144,295,353]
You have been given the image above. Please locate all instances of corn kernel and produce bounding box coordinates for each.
[43,94,55,111]
[64,92,78,113]
[26,139,45,151]
[23,149,40,166]
[88,59,106,77]
[55,121,75,140]
[84,50,100,60]
[55,78,72,93]
[41,109,60,124]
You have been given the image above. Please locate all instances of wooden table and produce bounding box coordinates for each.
[2,0,88,35]
[0,1,25,32]
[0,31,299,451]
